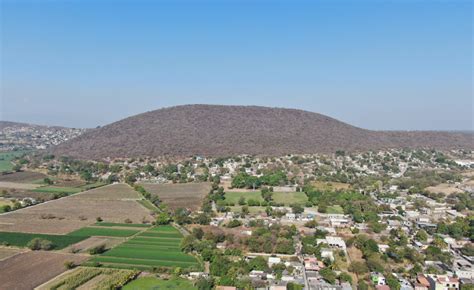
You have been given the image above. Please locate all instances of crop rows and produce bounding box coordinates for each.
[91,225,200,270]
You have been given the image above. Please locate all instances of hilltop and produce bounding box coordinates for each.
[52,105,473,159]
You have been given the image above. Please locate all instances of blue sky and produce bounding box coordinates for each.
[1,0,472,130]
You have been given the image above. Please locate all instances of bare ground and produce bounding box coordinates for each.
[0,184,154,234]
[139,182,211,211]
[0,251,87,290]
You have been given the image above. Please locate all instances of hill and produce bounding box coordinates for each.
[52,105,473,159]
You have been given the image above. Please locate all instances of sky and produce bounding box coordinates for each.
[0,0,472,130]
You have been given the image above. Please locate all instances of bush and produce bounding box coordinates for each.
[27,238,54,250]
[89,244,107,255]
[64,261,75,269]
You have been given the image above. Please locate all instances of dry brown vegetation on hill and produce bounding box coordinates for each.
[52,105,473,159]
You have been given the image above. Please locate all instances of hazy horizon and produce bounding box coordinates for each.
[1,1,472,130]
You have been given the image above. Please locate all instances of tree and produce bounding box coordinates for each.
[196,277,214,290]
[241,206,249,216]
[338,272,352,283]
[291,203,304,214]
[192,228,204,240]
[358,281,369,290]
[238,196,246,205]
[227,219,242,228]
[415,229,428,242]
[43,178,53,185]
[348,261,368,275]
[320,268,337,284]
[156,212,171,225]
[27,238,54,250]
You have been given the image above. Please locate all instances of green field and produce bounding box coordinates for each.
[67,227,142,237]
[123,277,197,290]
[327,205,344,214]
[0,231,87,249]
[0,151,29,172]
[272,192,308,205]
[224,191,264,204]
[32,186,82,194]
[91,225,201,270]
[137,199,160,213]
[225,191,308,205]
[94,222,151,228]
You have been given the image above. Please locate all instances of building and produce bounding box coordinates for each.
[426,274,460,290]
[317,236,347,250]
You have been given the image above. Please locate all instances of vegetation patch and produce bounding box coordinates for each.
[67,227,142,237]
[123,276,197,290]
[46,267,138,290]
[31,186,82,194]
[90,225,200,270]
[0,231,87,249]
[94,222,151,228]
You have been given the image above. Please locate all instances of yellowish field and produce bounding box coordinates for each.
[311,181,351,191]
[0,184,154,234]
[425,183,464,195]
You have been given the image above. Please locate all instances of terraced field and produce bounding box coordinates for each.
[91,226,201,270]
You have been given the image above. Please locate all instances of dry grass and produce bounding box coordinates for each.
[0,184,154,234]
[0,251,87,290]
[139,182,211,211]
[0,181,41,190]
[311,181,351,191]
[0,247,24,260]
[425,183,464,195]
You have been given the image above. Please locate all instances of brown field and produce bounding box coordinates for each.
[139,182,211,211]
[0,184,154,234]
[0,247,24,261]
[0,181,40,190]
[311,181,351,191]
[63,236,126,254]
[0,251,87,290]
[425,183,464,195]
[69,183,142,200]
[0,189,53,201]
[0,171,46,183]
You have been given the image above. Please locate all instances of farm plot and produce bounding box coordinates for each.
[272,191,308,205]
[224,191,308,205]
[68,227,142,237]
[139,182,211,211]
[0,171,47,183]
[0,231,87,249]
[91,226,201,270]
[123,277,197,290]
[37,266,138,290]
[0,183,155,234]
[0,247,24,260]
[0,251,87,290]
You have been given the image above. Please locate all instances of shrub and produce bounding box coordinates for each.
[89,244,107,255]
[64,261,75,269]
[27,238,54,250]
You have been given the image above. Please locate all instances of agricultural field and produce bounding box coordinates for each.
[225,191,263,204]
[272,191,308,205]
[0,231,87,249]
[90,225,201,270]
[68,227,142,237]
[32,185,82,194]
[94,222,151,228]
[0,251,87,289]
[0,247,24,260]
[139,182,211,211]
[225,191,308,205]
[0,150,28,172]
[0,171,47,183]
[37,267,138,290]
[0,183,154,234]
[123,276,197,290]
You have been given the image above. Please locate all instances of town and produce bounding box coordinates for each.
[0,147,472,289]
